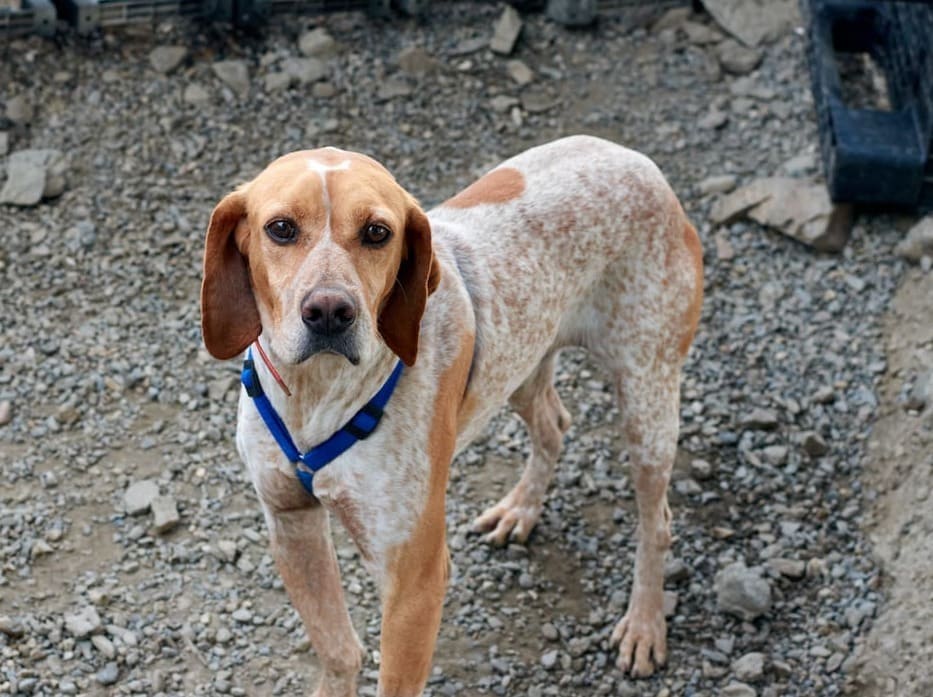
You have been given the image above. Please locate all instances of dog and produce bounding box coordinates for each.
[200,135,702,696]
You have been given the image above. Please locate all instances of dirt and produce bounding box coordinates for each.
[848,268,933,697]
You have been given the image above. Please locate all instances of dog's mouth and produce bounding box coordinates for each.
[296,335,361,366]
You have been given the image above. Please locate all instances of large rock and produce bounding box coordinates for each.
[64,606,102,638]
[490,6,523,55]
[149,46,187,74]
[701,0,798,47]
[711,178,853,252]
[151,496,180,533]
[212,60,250,96]
[124,479,159,516]
[895,216,933,263]
[732,652,766,681]
[715,561,772,620]
[717,39,763,75]
[0,149,67,206]
[299,27,336,58]
[281,57,327,85]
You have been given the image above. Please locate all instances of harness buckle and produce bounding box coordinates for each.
[345,403,384,440]
[242,360,264,399]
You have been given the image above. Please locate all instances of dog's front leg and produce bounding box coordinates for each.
[262,499,363,697]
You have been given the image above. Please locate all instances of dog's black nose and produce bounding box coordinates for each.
[301,287,357,336]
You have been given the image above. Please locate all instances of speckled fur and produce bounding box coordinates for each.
[202,135,702,696]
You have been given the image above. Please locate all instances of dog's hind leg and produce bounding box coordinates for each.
[473,350,571,545]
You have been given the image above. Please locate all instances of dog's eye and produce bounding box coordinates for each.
[264,219,298,244]
[362,223,391,246]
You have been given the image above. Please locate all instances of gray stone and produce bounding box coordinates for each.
[690,458,713,479]
[0,149,67,206]
[0,615,24,637]
[232,608,252,623]
[698,174,737,195]
[715,561,772,620]
[397,46,437,75]
[264,72,292,92]
[490,95,520,113]
[732,652,765,681]
[546,0,597,27]
[0,400,11,426]
[149,46,188,75]
[151,495,180,533]
[490,6,523,55]
[652,7,691,33]
[760,445,788,466]
[312,82,337,99]
[699,109,729,130]
[91,634,116,658]
[124,480,159,516]
[895,217,933,263]
[506,59,534,86]
[712,178,853,252]
[682,20,723,45]
[0,131,8,157]
[739,408,779,430]
[5,95,33,125]
[905,370,933,410]
[96,662,119,686]
[663,590,679,617]
[540,649,559,669]
[64,606,102,638]
[701,0,798,47]
[721,682,757,697]
[184,83,211,106]
[217,539,238,562]
[212,60,250,96]
[717,39,762,75]
[377,77,413,101]
[299,27,337,58]
[800,430,829,457]
[541,623,559,641]
[664,556,690,583]
[767,557,806,579]
[520,90,557,114]
[282,57,327,85]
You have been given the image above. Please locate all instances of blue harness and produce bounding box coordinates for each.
[240,348,404,496]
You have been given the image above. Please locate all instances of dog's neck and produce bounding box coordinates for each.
[253,335,400,449]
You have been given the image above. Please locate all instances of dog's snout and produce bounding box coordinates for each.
[301,287,358,336]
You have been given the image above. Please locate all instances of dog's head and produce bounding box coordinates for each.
[200,148,440,367]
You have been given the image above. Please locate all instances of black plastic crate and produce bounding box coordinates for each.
[56,0,203,33]
[804,0,933,209]
[0,0,56,36]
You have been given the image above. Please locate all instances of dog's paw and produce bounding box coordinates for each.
[472,492,542,546]
[610,608,667,678]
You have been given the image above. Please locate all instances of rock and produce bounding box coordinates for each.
[701,0,798,47]
[690,458,713,480]
[0,131,8,156]
[397,46,436,75]
[682,21,723,45]
[699,109,728,130]
[313,82,337,99]
[96,662,119,686]
[217,539,238,562]
[717,39,763,75]
[282,57,327,85]
[895,217,933,263]
[151,495,180,533]
[760,445,788,466]
[715,232,735,261]
[184,83,211,106]
[264,72,292,92]
[732,652,765,681]
[739,408,778,430]
[299,27,336,58]
[664,556,690,583]
[5,95,33,125]
[149,46,187,74]
[212,60,250,96]
[520,90,557,113]
[715,561,772,620]
[490,95,520,113]
[721,682,757,697]
[377,77,413,101]
[124,480,160,516]
[0,400,11,426]
[651,6,691,32]
[663,590,679,617]
[541,649,559,669]
[0,149,67,205]
[0,616,24,637]
[546,0,598,27]
[698,174,737,195]
[91,634,117,658]
[506,59,534,86]
[541,623,559,641]
[30,539,53,557]
[799,430,829,457]
[905,370,933,410]
[767,557,806,579]
[64,606,102,638]
[490,6,523,55]
[711,178,853,252]
[232,608,252,623]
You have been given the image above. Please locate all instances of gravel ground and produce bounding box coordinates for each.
[0,4,926,696]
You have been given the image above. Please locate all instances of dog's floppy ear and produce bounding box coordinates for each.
[200,190,261,360]
[378,202,441,367]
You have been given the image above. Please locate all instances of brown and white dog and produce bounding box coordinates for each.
[200,135,702,696]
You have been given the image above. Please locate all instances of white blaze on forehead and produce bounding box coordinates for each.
[306,157,352,233]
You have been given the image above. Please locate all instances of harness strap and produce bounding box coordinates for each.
[240,348,404,497]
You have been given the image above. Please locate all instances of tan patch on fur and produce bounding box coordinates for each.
[377,333,474,695]
[443,167,525,209]
[678,222,704,357]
